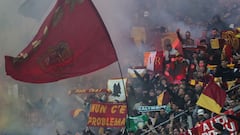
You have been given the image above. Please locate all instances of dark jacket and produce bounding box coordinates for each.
[217,129,230,135]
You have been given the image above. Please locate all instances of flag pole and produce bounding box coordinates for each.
[91,0,131,131]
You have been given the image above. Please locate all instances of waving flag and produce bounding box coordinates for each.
[157,91,170,106]
[196,80,226,114]
[144,51,163,73]
[5,0,117,83]
[187,110,239,135]
[126,114,149,132]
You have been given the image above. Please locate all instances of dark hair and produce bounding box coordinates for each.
[200,39,207,43]
[212,27,219,31]
[213,123,224,131]
[186,31,191,34]
[212,15,221,22]
[164,38,172,45]
[160,26,167,33]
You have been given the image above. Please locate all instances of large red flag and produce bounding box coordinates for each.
[5,0,117,83]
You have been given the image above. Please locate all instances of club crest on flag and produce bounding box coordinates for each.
[107,78,127,102]
[38,41,73,74]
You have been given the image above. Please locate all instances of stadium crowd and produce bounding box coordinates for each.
[69,0,240,134]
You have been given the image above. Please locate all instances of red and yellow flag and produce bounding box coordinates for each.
[157,91,170,106]
[196,80,226,114]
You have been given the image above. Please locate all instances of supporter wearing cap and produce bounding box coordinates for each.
[195,109,207,127]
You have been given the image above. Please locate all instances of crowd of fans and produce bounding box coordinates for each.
[74,12,240,134]
[76,0,240,134]
[125,0,240,134]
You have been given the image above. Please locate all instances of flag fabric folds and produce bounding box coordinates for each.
[144,51,163,73]
[157,91,170,106]
[171,37,183,55]
[5,0,117,83]
[196,80,226,114]
[126,114,149,132]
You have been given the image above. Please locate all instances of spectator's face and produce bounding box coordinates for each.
[176,56,184,61]
[173,85,179,91]
[173,128,180,135]
[221,60,228,67]
[179,84,186,89]
[197,115,205,121]
[178,88,185,96]
[159,109,166,115]
[171,103,178,111]
[209,55,214,60]
[149,91,155,96]
[184,94,190,102]
[185,32,191,38]
[161,79,167,85]
[199,50,205,55]
[228,100,236,108]
[211,30,218,36]
[198,60,205,67]
[195,84,202,92]
[154,112,159,118]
